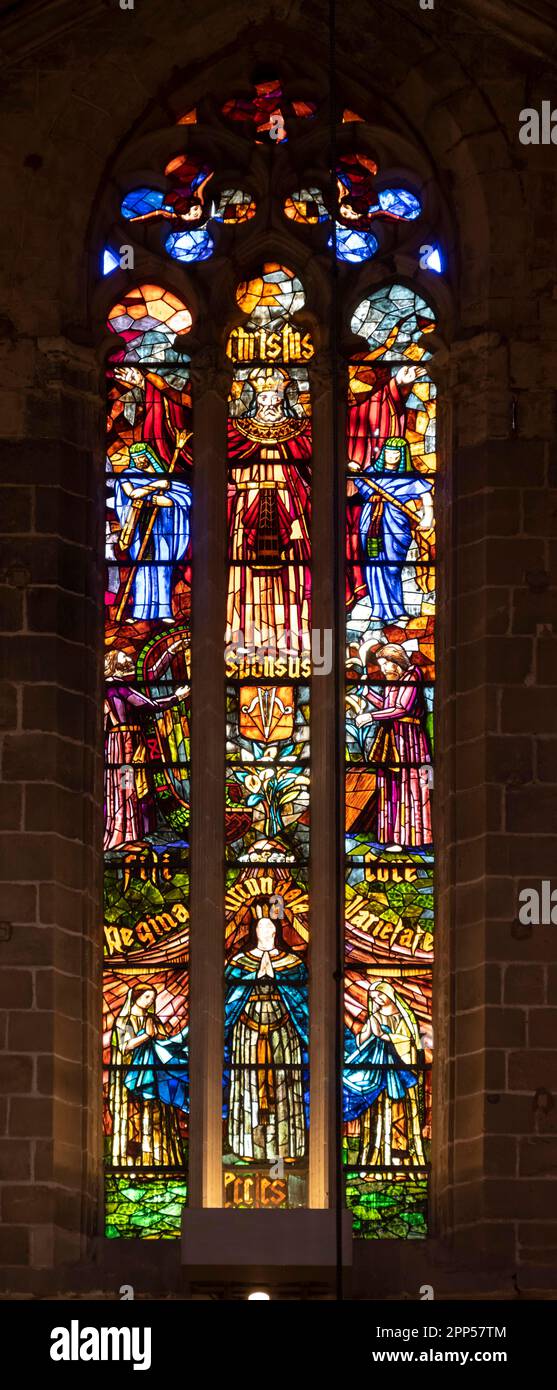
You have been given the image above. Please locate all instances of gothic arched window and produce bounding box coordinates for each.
[103,286,192,1237]
[100,69,442,1241]
[224,266,314,1206]
[344,286,436,1238]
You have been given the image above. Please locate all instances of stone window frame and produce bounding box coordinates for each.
[90,59,453,1240]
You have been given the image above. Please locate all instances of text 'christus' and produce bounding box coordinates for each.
[50,1322,151,1372]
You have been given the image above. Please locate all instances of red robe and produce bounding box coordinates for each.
[226,419,312,647]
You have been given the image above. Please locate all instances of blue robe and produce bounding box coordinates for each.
[114,470,191,621]
[343,1024,419,1122]
[122,1026,189,1111]
[355,471,432,622]
[224,953,309,1123]
[225,958,309,1051]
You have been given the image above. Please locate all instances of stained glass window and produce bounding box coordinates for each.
[222,74,316,143]
[284,151,422,263]
[103,285,192,1237]
[223,266,313,1209]
[100,79,441,1243]
[118,155,255,267]
[343,284,436,1238]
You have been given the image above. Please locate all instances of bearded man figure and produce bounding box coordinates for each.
[355,643,432,851]
[104,647,188,851]
[226,366,312,654]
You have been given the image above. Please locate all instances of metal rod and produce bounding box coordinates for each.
[329,0,345,1305]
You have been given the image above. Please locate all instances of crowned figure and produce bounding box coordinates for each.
[226,365,312,654]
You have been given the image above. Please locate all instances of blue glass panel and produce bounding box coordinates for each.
[102,247,120,276]
[377,187,421,219]
[422,244,444,273]
[121,187,166,220]
[331,225,379,263]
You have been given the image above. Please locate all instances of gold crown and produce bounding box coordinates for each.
[248,367,287,395]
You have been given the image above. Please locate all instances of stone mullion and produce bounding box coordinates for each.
[429,355,456,1237]
[308,353,346,1210]
[188,354,230,1210]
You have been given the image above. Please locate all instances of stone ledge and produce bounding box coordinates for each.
[181,1208,353,1270]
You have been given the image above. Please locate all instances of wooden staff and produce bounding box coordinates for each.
[359,473,424,525]
[115,428,191,622]
[119,495,144,551]
[354,472,433,571]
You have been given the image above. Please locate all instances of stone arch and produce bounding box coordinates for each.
[90,41,455,1254]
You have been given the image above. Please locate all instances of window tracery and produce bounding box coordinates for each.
[100,73,442,1239]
